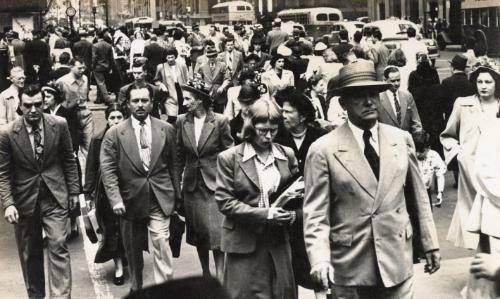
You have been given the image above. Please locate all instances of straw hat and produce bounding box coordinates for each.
[336,60,390,93]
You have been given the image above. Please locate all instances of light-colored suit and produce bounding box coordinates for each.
[376,89,422,135]
[303,123,438,289]
[154,61,190,117]
[217,50,244,86]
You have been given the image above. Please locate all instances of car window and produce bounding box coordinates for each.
[317,14,328,21]
[329,14,340,21]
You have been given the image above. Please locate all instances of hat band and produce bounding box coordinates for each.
[339,73,377,88]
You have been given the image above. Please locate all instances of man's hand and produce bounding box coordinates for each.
[268,207,292,225]
[113,202,126,216]
[424,249,441,274]
[470,253,500,280]
[216,86,225,94]
[69,195,79,212]
[4,205,18,224]
[310,261,334,290]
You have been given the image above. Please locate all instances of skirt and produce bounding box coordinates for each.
[183,182,223,250]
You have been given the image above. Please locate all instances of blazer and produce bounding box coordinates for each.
[215,142,299,254]
[217,50,244,85]
[303,123,439,287]
[176,112,233,192]
[261,69,295,97]
[154,62,190,117]
[100,117,181,221]
[370,43,390,81]
[0,115,80,216]
[92,40,114,72]
[376,89,422,135]
[44,105,81,152]
[143,43,166,76]
[439,72,475,121]
[197,60,231,91]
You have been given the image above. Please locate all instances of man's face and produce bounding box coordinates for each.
[20,92,44,124]
[206,45,215,53]
[282,102,304,130]
[225,41,234,52]
[341,89,380,128]
[10,71,25,89]
[386,71,401,92]
[43,91,56,109]
[209,27,215,36]
[166,54,176,66]
[246,59,257,71]
[254,43,262,52]
[208,56,217,64]
[132,66,146,82]
[128,88,152,121]
[71,61,86,78]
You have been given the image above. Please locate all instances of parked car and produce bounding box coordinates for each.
[329,21,364,44]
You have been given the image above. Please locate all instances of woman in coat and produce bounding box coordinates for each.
[215,99,299,299]
[441,62,500,250]
[176,80,233,281]
[84,104,127,285]
[261,54,294,99]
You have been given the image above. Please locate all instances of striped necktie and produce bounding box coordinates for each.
[33,124,43,166]
[392,91,402,125]
[139,121,150,170]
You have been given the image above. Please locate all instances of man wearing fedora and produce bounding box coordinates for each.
[197,48,231,113]
[303,60,440,298]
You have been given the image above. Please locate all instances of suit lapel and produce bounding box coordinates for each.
[183,114,198,155]
[12,119,37,167]
[238,146,260,189]
[118,119,146,175]
[43,116,56,162]
[149,118,166,173]
[333,124,377,198]
[197,112,215,153]
[380,91,398,124]
[373,125,400,212]
[398,90,408,123]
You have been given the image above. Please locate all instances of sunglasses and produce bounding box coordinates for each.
[23,102,43,109]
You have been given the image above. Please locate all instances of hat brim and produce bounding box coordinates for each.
[470,65,500,81]
[331,81,391,96]
[181,85,210,100]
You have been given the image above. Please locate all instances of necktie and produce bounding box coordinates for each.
[363,129,379,180]
[228,53,233,71]
[209,62,215,73]
[392,91,402,125]
[33,124,43,166]
[139,121,150,170]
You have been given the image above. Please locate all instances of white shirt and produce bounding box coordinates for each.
[170,64,178,83]
[194,114,206,146]
[348,120,379,156]
[50,104,62,115]
[386,89,401,117]
[131,116,152,170]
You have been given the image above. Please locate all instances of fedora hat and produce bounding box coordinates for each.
[449,53,467,70]
[336,60,390,93]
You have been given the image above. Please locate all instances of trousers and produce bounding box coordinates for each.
[331,276,414,299]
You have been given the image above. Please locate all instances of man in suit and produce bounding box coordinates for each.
[266,18,288,54]
[303,61,440,298]
[194,40,216,74]
[100,84,182,292]
[23,30,52,86]
[249,36,271,70]
[143,35,166,82]
[50,52,72,81]
[332,30,353,64]
[186,25,206,73]
[92,29,115,104]
[217,37,244,87]
[369,30,390,81]
[376,66,422,135]
[197,49,231,113]
[0,84,80,299]
[72,31,93,87]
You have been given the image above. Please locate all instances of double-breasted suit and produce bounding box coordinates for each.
[0,114,80,298]
[176,112,233,248]
[303,123,439,290]
[100,116,181,290]
[376,89,422,135]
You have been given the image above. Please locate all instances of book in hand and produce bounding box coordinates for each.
[270,175,305,210]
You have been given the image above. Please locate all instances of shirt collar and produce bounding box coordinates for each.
[131,115,151,128]
[242,142,286,162]
[24,118,43,133]
[347,120,378,143]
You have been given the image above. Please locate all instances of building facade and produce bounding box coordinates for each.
[367,0,455,23]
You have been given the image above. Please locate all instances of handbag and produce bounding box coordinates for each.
[169,213,185,258]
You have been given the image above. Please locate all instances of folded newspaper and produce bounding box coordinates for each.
[271,175,305,209]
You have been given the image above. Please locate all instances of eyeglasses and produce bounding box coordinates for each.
[22,102,43,109]
[255,127,279,136]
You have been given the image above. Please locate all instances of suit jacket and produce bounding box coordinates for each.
[252,51,271,70]
[217,50,244,85]
[197,60,230,91]
[439,72,475,121]
[100,117,181,221]
[376,89,422,135]
[92,39,114,72]
[44,105,82,152]
[143,43,166,77]
[370,43,390,81]
[23,38,51,85]
[176,112,233,192]
[72,39,93,71]
[154,62,189,117]
[215,142,299,254]
[303,123,439,287]
[0,115,80,216]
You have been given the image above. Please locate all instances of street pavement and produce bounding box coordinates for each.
[0,49,489,299]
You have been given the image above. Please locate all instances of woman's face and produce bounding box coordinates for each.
[476,72,496,98]
[313,80,325,94]
[107,111,124,127]
[43,91,56,109]
[282,102,304,130]
[252,120,279,150]
[183,91,203,113]
[275,58,285,70]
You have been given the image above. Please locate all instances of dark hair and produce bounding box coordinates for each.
[221,35,235,51]
[204,39,215,48]
[372,30,382,40]
[59,52,71,65]
[132,60,147,70]
[270,54,286,68]
[352,46,366,59]
[307,74,322,89]
[70,56,85,66]
[238,69,256,84]
[165,46,178,58]
[105,103,127,120]
[413,130,429,152]
[97,28,106,39]
[242,99,282,141]
[20,84,43,102]
[339,29,349,41]
[238,83,260,102]
[54,38,66,49]
[245,53,260,64]
[282,90,316,124]
[470,67,500,98]
[384,66,400,79]
[353,31,363,43]
[388,49,407,67]
[126,85,153,102]
[173,28,184,41]
[363,27,372,37]
[407,27,417,38]
[42,85,63,104]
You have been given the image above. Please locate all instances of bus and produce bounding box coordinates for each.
[277,7,343,41]
[211,1,255,25]
[124,17,154,32]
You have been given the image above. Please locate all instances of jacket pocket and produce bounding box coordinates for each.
[222,218,235,230]
[330,233,353,247]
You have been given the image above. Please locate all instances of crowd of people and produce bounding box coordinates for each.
[0,16,500,299]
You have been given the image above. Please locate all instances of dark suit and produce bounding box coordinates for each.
[72,39,93,80]
[92,39,115,102]
[23,38,52,85]
[253,51,271,70]
[0,114,80,298]
[49,66,71,81]
[44,105,81,152]
[376,89,422,135]
[439,72,475,121]
[285,55,309,89]
[143,42,166,81]
[100,116,181,290]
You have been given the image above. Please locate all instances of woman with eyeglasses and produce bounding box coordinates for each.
[215,99,299,299]
[83,103,127,285]
[176,81,233,281]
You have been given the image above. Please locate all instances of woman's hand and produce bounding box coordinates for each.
[268,207,292,225]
